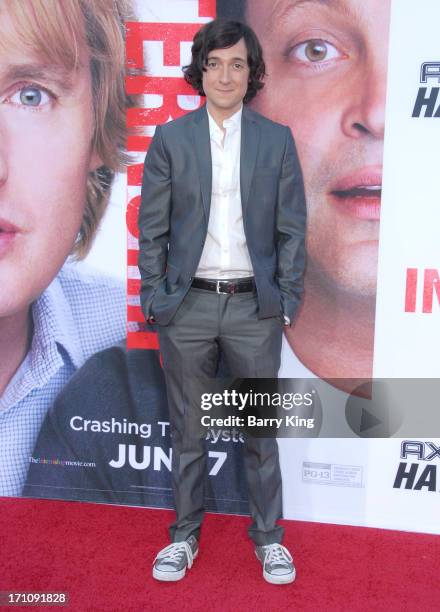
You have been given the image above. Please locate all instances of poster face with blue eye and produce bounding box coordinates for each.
[9,0,248,518]
[0,0,127,499]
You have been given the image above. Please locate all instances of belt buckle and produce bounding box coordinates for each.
[216,280,231,294]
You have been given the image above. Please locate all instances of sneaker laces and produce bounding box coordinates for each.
[263,544,293,566]
[153,541,195,569]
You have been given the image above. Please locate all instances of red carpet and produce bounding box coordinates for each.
[1,498,438,611]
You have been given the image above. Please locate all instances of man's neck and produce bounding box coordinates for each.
[206,101,242,131]
[286,277,376,382]
[0,308,33,396]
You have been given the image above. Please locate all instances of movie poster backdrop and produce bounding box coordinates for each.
[15,0,440,534]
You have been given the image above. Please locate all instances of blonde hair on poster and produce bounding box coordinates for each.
[1,0,132,258]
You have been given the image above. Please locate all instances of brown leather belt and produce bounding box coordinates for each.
[191,277,256,294]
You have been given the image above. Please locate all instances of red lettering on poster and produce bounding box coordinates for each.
[126,76,195,96]
[126,77,199,151]
[127,135,152,153]
[127,331,160,350]
[198,0,216,18]
[404,268,418,313]
[127,305,145,322]
[126,195,140,239]
[405,268,440,313]
[128,106,184,129]
[127,279,141,295]
[127,163,144,187]
[126,23,201,67]
[126,16,214,346]
[422,269,440,313]
[127,249,138,267]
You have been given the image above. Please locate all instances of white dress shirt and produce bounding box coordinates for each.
[195,106,253,279]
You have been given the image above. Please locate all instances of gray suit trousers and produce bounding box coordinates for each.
[157,286,284,546]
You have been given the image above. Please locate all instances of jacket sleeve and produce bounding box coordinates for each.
[276,127,307,322]
[138,125,171,320]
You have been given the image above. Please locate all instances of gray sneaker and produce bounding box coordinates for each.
[255,543,296,585]
[152,535,199,582]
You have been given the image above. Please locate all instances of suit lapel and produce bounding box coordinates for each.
[192,105,212,224]
[240,107,259,215]
[191,105,259,222]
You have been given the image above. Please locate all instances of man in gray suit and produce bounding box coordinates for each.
[138,19,306,584]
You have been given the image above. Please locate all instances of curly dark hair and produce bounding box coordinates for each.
[183,19,265,104]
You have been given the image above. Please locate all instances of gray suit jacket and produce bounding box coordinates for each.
[138,105,306,326]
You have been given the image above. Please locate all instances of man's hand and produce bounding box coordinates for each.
[276,127,307,322]
[138,124,171,323]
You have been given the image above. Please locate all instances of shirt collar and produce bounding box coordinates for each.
[31,268,84,371]
[0,268,84,411]
[207,104,243,139]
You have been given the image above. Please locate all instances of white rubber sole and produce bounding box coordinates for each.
[263,567,296,585]
[256,550,296,585]
[152,549,198,582]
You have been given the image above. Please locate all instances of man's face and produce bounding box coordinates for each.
[247,0,390,298]
[202,38,250,117]
[0,7,100,318]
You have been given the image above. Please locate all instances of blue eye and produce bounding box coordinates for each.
[19,87,42,106]
[8,86,52,108]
